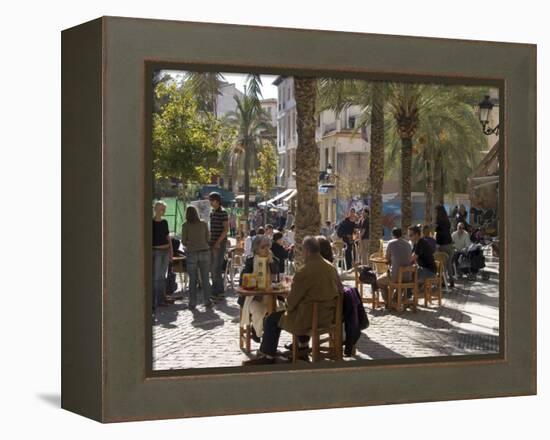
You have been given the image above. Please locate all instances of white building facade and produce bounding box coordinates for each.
[273,75,371,222]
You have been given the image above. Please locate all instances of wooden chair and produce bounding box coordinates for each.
[292,294,343,363]
[239,307,252,352]
[434,251,450,290]
[387,266,418,313]
[423,260,443,307]
[354,263,383,309]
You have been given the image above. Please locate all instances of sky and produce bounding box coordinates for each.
[160,70,279,100]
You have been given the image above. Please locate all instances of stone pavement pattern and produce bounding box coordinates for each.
[153,264,499,370]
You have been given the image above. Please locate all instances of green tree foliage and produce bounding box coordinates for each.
[152,82,232,184]
[252,142,278,196]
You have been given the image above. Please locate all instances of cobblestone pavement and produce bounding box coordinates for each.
[153,256,499,370]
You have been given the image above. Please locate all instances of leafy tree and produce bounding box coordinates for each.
[252,142,278,196]
[152,82,231,185]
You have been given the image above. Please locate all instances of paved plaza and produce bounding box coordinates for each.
[153,254,500,370]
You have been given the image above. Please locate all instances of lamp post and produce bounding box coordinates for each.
[478,95,500,136]
[325,163,339,222]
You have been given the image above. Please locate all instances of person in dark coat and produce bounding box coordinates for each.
[271,231,289,274]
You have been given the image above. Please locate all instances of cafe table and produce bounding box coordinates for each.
[234,283,291,351]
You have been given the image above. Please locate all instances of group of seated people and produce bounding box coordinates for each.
[239,215,479,365]
[241,235,343,366]
[243,224,296,272]
[377,225,436,304]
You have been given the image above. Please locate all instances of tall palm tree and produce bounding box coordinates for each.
[183,72,226,117]
[368,82,386,253]
[386,83,423,229]
[294,77,320,264]
[223,81,271,220]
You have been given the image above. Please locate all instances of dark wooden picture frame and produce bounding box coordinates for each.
[62,16,536,422]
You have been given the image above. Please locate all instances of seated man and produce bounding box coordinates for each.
[243,236,340,365]
[408,224,437,281]
[377,227,412,304]
[452,221,472,275]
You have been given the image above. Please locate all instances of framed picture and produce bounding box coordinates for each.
[61,16,536,422]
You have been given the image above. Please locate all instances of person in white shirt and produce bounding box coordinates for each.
[244,229,257,257]
[452,222,471,252]
[283,224,295,247]
[451,222,472,276]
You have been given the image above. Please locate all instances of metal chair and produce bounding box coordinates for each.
[332,240,347,273]
[224,247,245,291]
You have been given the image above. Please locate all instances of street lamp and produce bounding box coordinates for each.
[326,163,333,176]
[478,95,500,136]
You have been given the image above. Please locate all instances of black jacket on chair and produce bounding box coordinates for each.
[342,287,369,355]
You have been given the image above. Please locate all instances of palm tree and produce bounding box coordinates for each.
[385,84,489,224]
[223,79,272,220]
[386,82,423,229]
[183,72,226,117]
[293,77,320,264]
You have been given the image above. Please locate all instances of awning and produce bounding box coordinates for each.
[263,188,294,205]
[283,189,297,203]
[470,175,499,189]
[235,194,256,202]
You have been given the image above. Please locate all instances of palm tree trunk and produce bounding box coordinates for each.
[368,82,385,253]
[424,155,434,225]
[243,141,251,220]
[400,136,413,228]
[435,150,445,205]
[293,77,320,265]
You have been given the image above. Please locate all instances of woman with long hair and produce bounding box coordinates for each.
[434,204,455,288]
[181,205,212,310]
[152,201,173,310]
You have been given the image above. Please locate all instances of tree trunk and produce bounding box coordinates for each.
[243,142,251,219]
[424,154,434,225]
[400,136,413,229]
[434,150,445,205]
[293,77,320,265]
[368,82,385,254]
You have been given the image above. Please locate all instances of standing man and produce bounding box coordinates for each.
[208,192,229,300]
[337,209,357,270]
[358,207,370,265]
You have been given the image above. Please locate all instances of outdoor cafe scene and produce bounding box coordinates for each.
[151,70,500,370]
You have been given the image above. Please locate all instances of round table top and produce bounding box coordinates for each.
[369,256,388,264]
[234,285,291,296]
[172,255,186,261]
